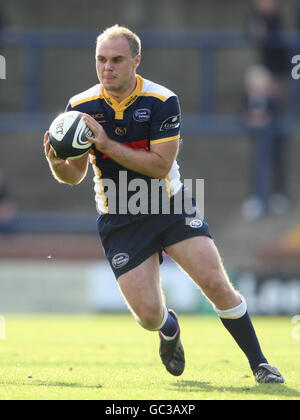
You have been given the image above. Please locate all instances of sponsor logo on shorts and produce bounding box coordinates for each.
[133,108,151,122]
[189,219,203,228]
[112,253,130,269]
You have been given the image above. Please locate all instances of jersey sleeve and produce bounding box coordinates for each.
[149,96,181,145]
[65,102,73,112]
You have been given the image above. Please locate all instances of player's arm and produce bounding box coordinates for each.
[82,114,179,179]
[44,131,89,185]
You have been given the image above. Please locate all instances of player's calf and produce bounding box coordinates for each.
[214,295,284,381]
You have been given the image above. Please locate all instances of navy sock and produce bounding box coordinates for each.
[160,311,178,339]
[220,311,268,370]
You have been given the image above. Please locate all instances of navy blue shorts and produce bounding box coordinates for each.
[96,192,212,279]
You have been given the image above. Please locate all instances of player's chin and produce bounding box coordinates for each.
[102,79,120,90]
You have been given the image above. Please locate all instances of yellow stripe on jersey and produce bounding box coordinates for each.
[150,135,180,145]
[71,94,104,108]
[165,175,172,198]
[90,155,109,213]
[140,92,168,102]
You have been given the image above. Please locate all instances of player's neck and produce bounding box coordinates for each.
[106,76,137,104]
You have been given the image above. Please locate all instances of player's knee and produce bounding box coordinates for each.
[135,306,164,331]
[200,265,234,298]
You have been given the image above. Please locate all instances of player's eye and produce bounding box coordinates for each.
[113,57,123,63]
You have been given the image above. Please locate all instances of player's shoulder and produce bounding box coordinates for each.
[140,77,178,103]
[68,84,103,108]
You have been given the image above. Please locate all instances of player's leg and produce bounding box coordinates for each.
[117,253,164,330]
[165,236,284,382]
[117,253,185,376]
[97,211,185,375]
[166,236,240,308]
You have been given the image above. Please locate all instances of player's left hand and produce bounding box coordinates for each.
[82,113,110,153]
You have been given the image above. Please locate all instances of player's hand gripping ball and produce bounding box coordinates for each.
[49,111,93,160]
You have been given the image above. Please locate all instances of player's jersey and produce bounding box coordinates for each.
[66,75,183,214]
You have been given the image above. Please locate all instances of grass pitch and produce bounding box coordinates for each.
[0,314,299,400]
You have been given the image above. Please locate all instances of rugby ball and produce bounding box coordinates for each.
[49,111,93,160]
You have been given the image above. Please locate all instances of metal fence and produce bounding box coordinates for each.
[0,29,299,134]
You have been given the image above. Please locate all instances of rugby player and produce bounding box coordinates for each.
[44,25,284,383]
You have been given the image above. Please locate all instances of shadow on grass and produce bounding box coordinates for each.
[0,380,103,390]
[170,380,300,398]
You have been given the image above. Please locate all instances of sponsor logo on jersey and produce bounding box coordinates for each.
[189,219,203,228]
[112,253,130,269]
[133,108,151,122]
[125,94,138,108]
[104,96,114,106]
[115,127,127,136]
[91,113,106,123]
[160,115,181,131]
[91,113,105,119]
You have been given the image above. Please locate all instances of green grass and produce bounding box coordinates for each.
[0,314,299,400]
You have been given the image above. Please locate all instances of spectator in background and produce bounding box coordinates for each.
[246,0,289,94]
[0,169,17,234]
[243,0,290,221]
[241,65,289,221]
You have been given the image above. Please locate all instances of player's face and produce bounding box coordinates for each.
[96,36,141,96]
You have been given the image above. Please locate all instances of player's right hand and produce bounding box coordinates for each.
[43,131,66,167]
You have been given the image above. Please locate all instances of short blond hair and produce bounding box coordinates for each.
[96,24,141,57]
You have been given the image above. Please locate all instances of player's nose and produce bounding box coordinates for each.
[104,60,114,71]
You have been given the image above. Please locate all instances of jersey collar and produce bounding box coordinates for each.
[101,75,143,120]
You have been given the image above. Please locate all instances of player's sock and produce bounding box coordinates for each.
[159,307,179,340]
[214,296,268,370]
[220,312,268,370]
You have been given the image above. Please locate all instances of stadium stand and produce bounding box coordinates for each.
[0,0,300,285]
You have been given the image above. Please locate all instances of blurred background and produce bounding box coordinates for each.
[1,0,300,315]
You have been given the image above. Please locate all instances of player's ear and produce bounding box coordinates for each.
[134,54,141,69]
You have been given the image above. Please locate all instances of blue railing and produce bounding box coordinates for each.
[0,29,299,134]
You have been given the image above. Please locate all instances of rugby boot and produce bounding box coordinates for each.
[159,309,185,376]
[253,364,285,383]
